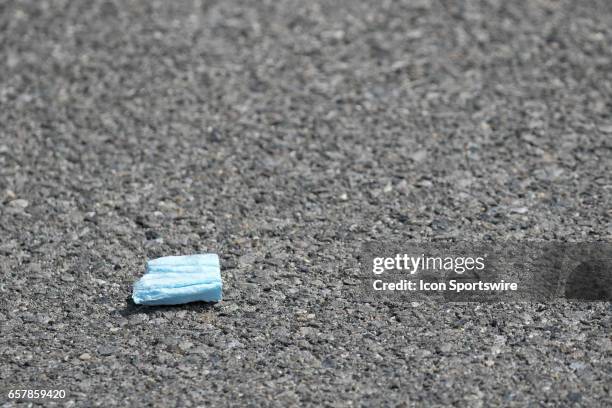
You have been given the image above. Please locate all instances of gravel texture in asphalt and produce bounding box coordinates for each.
[1,0,611,406]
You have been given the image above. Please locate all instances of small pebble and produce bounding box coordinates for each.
[9,199,29,208]
[511,207,529,214]
[79,353,92,361]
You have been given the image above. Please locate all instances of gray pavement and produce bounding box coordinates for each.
[1,1,611,406]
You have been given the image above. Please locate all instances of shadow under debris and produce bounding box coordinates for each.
[119,295,217,317]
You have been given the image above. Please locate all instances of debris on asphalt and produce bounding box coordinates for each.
[132,254,222,305]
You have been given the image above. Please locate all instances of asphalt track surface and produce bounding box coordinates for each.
[1,1,611,406]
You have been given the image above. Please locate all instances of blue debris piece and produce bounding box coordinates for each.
[132,254,222,305]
